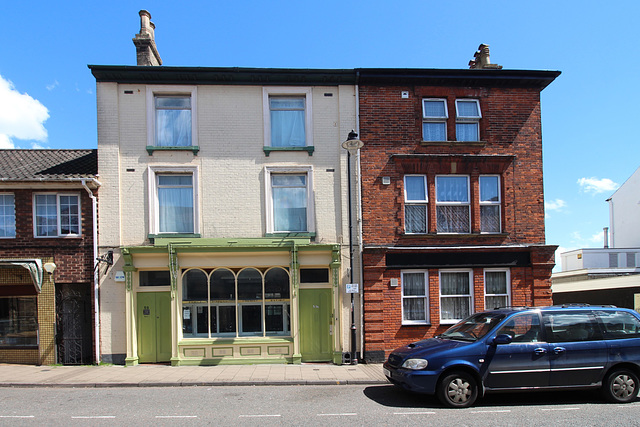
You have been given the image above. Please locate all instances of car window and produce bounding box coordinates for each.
[542,311,603,342]
[439,312,506,341]
[495,313,542,343]
[595,310,640,340]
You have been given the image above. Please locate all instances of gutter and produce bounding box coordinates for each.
[80,178,102,365]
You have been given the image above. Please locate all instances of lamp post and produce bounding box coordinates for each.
[342,130,363,365]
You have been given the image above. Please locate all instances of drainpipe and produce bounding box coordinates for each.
[354,76,365,361]
[81,178,101,364]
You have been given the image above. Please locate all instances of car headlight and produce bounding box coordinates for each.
[401,358,428,370]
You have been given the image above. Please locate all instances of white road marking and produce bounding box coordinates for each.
[71,416,116,419]
[393,411,436,415]
[540,407,580,412]
[317,413,358,416]
[239,414,282,418]
[471,410,512,413]
[156,415,198,418]
[0,416,35,418]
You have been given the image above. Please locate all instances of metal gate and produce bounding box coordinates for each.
[56,284,93,365]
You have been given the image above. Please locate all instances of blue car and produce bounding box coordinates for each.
[383,305,640,407]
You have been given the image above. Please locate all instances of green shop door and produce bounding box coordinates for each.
[137,292,172,363]
[299,288,332,362]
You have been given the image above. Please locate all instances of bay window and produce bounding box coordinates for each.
[480,175,501,233]
[485,269,510,310]
[436,176,470,233]
[404,175,427,234]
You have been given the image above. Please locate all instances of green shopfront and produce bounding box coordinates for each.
[121,238,343,366]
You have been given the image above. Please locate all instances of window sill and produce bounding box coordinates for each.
[401,323,431,326]
[263,146,314,156]
[265,232,316,238]
[401,232,508,238]
[146,146,200,155]
[420,140,486,147]
[148,233,202,240]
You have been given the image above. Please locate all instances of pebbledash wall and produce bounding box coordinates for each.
[356,69,559,362]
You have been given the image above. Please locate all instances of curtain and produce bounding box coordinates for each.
[480,176,499,202]
[441,272,470,295]
[423,122,446,141]
[35,194,58,237]
[441,297,470,321]
[403,273,426,321]
[270,98,305,147]
[158,175,193,233]
[441,273,471,320]
[406,205,427,233]
[155,97,192,147]
[405,176,426,200]
[456,123,479,141]
[436,177,468,202]
[272,175,307,232]
[424,100,446,117]
[437,206,470,233]
[0,195,15,238]
[457,101,479,117]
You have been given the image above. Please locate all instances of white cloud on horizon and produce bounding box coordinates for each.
[545,199,567,211]
[577,177,619,194]
[0,75,49,149]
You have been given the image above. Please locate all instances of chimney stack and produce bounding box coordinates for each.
[469,44,502,70]
[132,10,162,66]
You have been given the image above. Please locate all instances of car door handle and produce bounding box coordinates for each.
[533,348,547,356]
[553,347,566,355]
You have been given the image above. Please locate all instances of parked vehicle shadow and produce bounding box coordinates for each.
[363,385,614,409]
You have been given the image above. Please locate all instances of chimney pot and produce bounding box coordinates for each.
[133,9,162,66]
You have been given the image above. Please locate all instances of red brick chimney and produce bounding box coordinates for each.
[132,10,162,66]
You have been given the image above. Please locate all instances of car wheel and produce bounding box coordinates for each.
[602,369,639,403]
[437,371,478,408]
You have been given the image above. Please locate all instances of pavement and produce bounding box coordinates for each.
[0,362,388,388]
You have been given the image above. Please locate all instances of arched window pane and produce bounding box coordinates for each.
[182,269,207,301]
[265,268,290,299]
[211,269,235,301]
[238,268,262,300]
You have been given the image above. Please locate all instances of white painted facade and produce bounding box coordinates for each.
[608,166,640,249]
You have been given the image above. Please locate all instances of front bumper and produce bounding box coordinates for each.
[383,361,440,395]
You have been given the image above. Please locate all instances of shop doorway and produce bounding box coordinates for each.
[299,288,332,362]
[56,283,93,365]
[136,292,171,363]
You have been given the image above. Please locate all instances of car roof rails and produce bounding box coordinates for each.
[553,303,618,309]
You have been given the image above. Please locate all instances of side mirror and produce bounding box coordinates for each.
[493,334,513,345]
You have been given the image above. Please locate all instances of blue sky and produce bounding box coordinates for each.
[1,1,638,269]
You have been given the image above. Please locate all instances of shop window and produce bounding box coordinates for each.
[139,271,172,287]
[181,266,291,338]
[439,270,472,323]
[0,297,38,347]
[300,268,329,283]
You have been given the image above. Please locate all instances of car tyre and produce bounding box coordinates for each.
[436,371,478,408]
[602,369,639,403]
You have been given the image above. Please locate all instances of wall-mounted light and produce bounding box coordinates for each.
[43,262,57,274]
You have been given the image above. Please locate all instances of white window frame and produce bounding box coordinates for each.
[0,193,16,239]
[146,85,198,148]
[480,175,502,233]
[264,166,315,234]
[439,269,473,324]
[435,175,470,234]
[33,193,82,238]
[401,270,429,325]
[148,166,200,235]
[263,87,313,147]
[455,99,481,142]
[422,98,448,141]
[404,175,428,234]
[484,269,511,310]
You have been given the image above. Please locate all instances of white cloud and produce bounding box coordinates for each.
[545,199,566,211]
[46,80,59,91]
[577,177,619,194]
[0,75,49,148]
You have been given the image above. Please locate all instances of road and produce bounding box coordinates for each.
[0,384,638,426]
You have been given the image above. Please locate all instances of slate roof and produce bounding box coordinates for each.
[0,149,97,180]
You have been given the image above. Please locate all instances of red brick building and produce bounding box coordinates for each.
[357,55,560,362]
[0,150,99,365]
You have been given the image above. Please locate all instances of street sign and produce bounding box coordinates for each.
[346,283,359,293]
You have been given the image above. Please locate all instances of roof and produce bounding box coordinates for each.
[88,65,560,90]
[0,149,97,181]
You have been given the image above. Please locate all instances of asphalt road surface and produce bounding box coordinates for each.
[0,384,638,426]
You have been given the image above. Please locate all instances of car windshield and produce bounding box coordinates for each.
[439,312,507,342]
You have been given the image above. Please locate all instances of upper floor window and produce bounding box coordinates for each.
[422,99,448,141]
[263,88,313,148]
[402,271,429,324]
[34,194,81,237]
[148,166,199,236]
[455,99,481,142]
[436,176,470,233]
[265,167,314,235]
[147,86,197,149]
[484,269,510,310]
[404,175,427,234]
[480,175,501,233]
[0,194,15,238]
